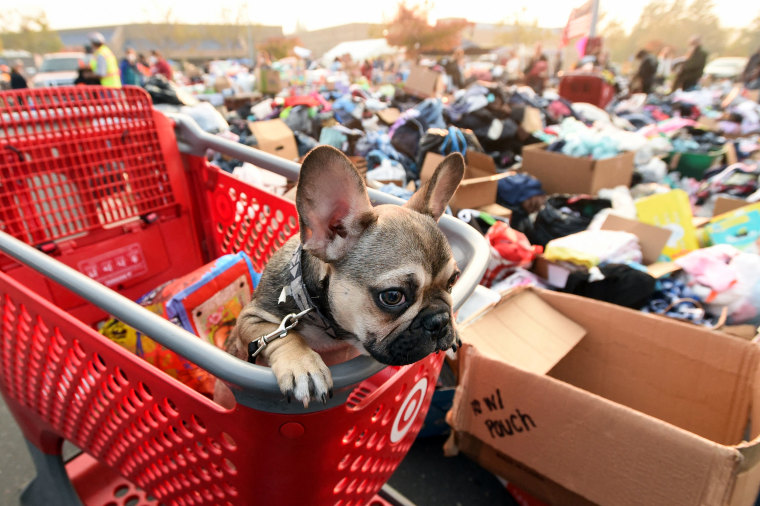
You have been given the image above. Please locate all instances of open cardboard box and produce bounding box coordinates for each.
[248,119,298,161]
[447,287,760,506]
[420,150,512,217]
[521,143,635,195]
[404,64,445,98]
[532,214,675,288]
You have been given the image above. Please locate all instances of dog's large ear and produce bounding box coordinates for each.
[296,145,376,262]
[405,152,465,221]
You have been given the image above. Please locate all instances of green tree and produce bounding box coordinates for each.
[726,11,760,56]
[626,0,727,58]
[0,10,62,54]
[257,37,301,61]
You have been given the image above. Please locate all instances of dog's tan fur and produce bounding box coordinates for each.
[217,146,464,407]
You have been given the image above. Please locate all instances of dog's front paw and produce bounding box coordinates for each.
[270,348,333,408]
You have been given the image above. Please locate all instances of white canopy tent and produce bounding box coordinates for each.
[320,38,402,65]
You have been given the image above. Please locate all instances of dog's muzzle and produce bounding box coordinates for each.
[368,307,456,365]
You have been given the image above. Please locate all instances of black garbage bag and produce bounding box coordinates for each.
[516,194,612,247]
[144,75,198,106]
[390,117,424,162]
[563,263,656,309]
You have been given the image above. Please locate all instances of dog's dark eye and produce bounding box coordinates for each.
[447,271,461,293]
[378,289,405,307]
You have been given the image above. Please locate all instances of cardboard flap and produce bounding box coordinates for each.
[465,150,498,175]
[713,197,749,217]
[600,214,672,264]
[460,289,586,374]
[376,107,401,125]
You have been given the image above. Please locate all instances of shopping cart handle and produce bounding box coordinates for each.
[0,230,385,413]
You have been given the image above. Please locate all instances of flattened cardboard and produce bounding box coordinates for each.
[448,287,760,506]
[459,289,586,375]
[248,119,298,161]
[421,150,510,211]
[521,143,635,195]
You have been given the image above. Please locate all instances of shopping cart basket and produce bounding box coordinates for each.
[558,71,616,109]
[0,86,489,505]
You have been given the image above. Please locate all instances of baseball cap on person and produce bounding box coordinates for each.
[88,32,106,45]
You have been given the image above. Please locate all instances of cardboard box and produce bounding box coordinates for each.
[256,67,282,94]
[448,287,760,506]
[404,64,445,98]
[420,150,511,212]
[247,119,298,161]
[521,143,635,195]
[532,214,674,287]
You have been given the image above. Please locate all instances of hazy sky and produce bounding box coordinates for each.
[6,0,758,34]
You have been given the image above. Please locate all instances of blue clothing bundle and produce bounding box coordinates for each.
[641,278,718,326]
[497,174,545,207]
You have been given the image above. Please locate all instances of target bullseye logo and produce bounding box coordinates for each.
[390,377,428,444]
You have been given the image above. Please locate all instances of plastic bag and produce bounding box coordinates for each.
[481,222,543,287]
[527,195,612,247]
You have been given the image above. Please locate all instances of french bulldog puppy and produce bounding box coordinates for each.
[219,145,464,407]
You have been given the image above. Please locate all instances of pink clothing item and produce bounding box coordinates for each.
[674,245,739,292]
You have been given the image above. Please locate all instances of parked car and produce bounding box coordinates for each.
[32,52,86,88]
[703,56,749,81]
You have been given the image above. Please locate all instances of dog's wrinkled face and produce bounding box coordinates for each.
[295,145,465,366]
[327,205,460,365]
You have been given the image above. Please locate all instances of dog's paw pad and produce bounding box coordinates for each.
[272,350,332,408]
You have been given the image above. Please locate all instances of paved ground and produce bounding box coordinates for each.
[0,395,515,505]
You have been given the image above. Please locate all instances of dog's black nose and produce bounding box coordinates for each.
[422,311,450,338]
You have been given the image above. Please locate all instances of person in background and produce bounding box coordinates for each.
[525,54,549,95]
[88,32,122,88]
[673,35,707,91]
[443,47,465,90]
[119,48,142,86]
[136,53,151,79]
[632,49,658,94]
[360,59,373,81]
[742,46,760,89]
[150,50,173,81]
[10,59,28,89]
[655,46,674,87]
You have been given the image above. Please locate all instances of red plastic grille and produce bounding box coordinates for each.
[0,86,176,245]
[205,169,299,272]
[0,270,444,505]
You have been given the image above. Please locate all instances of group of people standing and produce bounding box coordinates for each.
[85,32,173,89]
[631,36,744,95]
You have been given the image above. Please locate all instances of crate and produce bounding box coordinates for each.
[0,86,488,505]
[558,72,616,109]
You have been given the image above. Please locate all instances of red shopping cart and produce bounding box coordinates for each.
[0,86,489,505]
[558,71,616,109]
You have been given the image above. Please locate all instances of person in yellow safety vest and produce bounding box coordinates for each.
[88,32,122,88]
